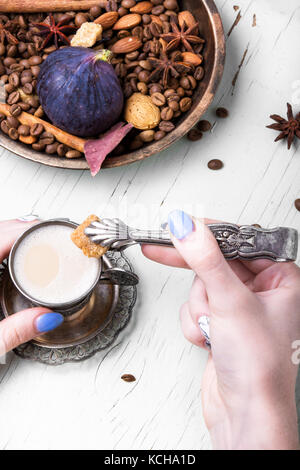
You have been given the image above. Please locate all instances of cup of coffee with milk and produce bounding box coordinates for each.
[8,219,102,315]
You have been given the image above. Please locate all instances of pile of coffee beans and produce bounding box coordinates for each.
[0,1,206,158]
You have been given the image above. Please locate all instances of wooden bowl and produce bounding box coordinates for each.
[0,0,225,170]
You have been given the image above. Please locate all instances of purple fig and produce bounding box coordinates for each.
[37,47,124,138]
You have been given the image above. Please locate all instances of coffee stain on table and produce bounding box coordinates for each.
[232,45,249,94]
[252,14,257,27]
[228,11,242,37]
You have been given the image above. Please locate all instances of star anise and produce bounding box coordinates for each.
[0,20,19,45]
[267,103,300,149]
[33,14,77,50]
[148,51,193,88]
[160,18,204,53]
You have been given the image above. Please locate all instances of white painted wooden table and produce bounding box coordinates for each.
[0,0,299,450]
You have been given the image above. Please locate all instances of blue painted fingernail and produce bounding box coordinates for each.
[168,210,194,240]
[35,313,64,333]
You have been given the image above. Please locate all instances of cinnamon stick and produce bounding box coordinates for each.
[0,103,86,154]
[0,0,102,13]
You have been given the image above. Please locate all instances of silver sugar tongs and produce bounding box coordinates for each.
[85,218,298,263]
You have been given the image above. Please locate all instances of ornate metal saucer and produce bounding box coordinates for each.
[0,251,137,365]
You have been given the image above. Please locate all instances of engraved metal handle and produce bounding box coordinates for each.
[85,218,298,262]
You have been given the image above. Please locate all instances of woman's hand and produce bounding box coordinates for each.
[142,210,300,450]
[0,218,63,360]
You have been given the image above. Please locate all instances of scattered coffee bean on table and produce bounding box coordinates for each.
[121,374,136,382]
[216,107,229,118]
[187,128,203,141]
[197,120,212,132]
[295,199,300,212]
[208,159,223,170]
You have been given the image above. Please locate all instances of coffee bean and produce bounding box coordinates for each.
[0,112,5,122]
[18,124,30,136]
[138,70,149,82]
[139,130,155,142]
[8,72,20,88]
[295,199,300,212]
[164,0,178,9]
[27,44,37,56]
[154,130,166,140]
[6,115,19,129]
[28,55,42,66]
[216,107,229,118]
[137,81,148,94]
[139,59,152,70]
[152,5,165,15]
[0,44,5,56]
[118,6,128,16]
[121,374,136,382]
[57,144,68,157]
[121,0,135,7]
[187,128,203,141]
[66,150,82,158]
[197,120,212,132]
[0,120,9,134]
[7,91,20,105]
[22,82,33,95]
[19,102,30,111]
[194,66,204,81]
[90,5,102,17]
[32,142,46,152]
[8,127,19,140]
[142,14,151,24]
[208,159,223,170]
[150,21,162,37]
[151,92,166,106]
[31,65,40,77]
[75,12,88,27]
[7,45,17,58]
[180,97,192,112]
[161,106,173,120]
[168,100,179,111]
[3,57,16,67]
[39,132,55,145]
[30,123,44,136]
[176,86,185,97]
[45,142,59,154]
[27,96,39,108]
[149,83,163,94]
[159,120,175,132]
[179,76,191,89]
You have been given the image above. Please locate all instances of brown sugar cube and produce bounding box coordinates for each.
[71,214,108,259]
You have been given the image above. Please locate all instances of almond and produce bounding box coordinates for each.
[111,36,142,53]
[94,12,119,30]
[125,93,161,130]
[113,13,142,30]
[150,15,163,26]
[178,11,197,29]
[181,52,202,66]
[130,1,153,14]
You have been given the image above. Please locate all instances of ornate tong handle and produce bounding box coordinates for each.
[85,218,298,262]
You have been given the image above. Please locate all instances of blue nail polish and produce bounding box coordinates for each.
[168,210,194,240]
[36,313,64,333]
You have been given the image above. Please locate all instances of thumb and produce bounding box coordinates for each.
[0,308,64,354]
[168,210,249,314]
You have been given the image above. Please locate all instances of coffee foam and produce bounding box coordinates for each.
[13,224,100,305]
